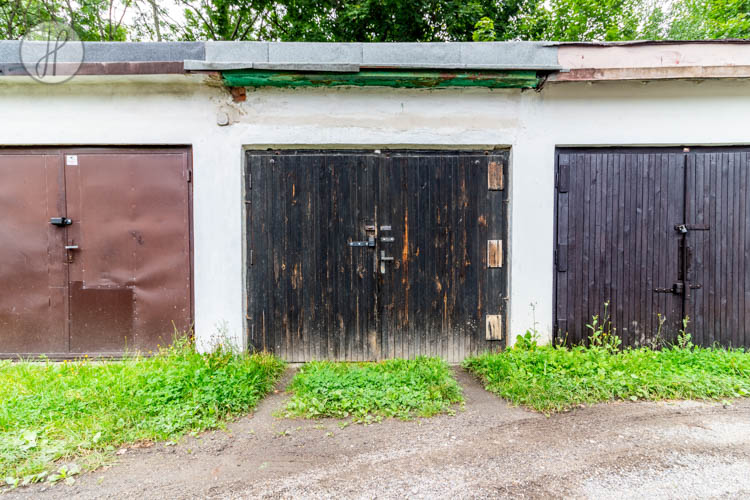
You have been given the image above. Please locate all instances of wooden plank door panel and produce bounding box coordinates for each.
[555,150,684,347]
[247,152,379,361]
[687,151,750,347]
[379,152,507,361]
[247,150,508,361]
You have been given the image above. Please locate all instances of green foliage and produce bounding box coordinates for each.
[514,329,540,351]
[472,16,496,41]
[464,337,750,415]
[2,0,748,42]
[273,0,541,42]
[585,302,622,352]
[535,0,641,40]
[177,0,275,41]
[283,357,463,422]
[0,339,285,486]
[669,0,750,39]
[0,0,134,41]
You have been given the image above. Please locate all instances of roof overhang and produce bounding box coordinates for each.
[1,40,750,86]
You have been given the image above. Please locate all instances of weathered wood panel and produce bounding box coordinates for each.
[555,150,684,346]
[246,150,508,361]
[556,147,750,349]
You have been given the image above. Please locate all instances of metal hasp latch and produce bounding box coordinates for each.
[349,236,375,247]
[50,217,72,226]
[654,282,702,294]
[674,223,710,234]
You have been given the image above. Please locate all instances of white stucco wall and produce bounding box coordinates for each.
[2,75,750,351]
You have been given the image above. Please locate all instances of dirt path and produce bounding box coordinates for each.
[8,368,750,499]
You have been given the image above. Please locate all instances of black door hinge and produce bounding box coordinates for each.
[557,158,569,193]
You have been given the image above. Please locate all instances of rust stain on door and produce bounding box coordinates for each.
[0,148,192,357]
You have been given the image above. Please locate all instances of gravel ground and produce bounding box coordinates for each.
[5,367,750,499]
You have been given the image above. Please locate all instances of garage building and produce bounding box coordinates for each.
[1,40,750,360]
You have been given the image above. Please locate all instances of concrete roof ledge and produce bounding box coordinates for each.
[193,41,561,71]
[3,40,750,81]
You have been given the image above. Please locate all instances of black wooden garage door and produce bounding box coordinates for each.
[555,148,750,348]
[246,150,508,361]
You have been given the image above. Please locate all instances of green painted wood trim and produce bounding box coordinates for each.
[222,69,540,89]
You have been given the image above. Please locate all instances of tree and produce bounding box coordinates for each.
[171,0,275,40]
[669,0,750,39]
[268,0,543,42]
[472,0,670,41]
[0,0,134,41]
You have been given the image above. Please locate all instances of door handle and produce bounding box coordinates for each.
[65,245,79,250]
[50,217,72,227]
[380,250,394,275]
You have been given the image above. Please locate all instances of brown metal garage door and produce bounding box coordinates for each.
[0,148,192,357]
[245,150,508,362]
[555,147,750,348]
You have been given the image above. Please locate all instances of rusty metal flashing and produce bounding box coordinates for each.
[0,61,184,77]
[221,69,541,89]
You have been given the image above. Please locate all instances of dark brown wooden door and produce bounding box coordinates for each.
[555,148,750,348]
[0,148,192,357]
[687,151,750,347]
[246,151,508,361]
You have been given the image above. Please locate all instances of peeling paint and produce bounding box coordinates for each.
[222,69,540,89]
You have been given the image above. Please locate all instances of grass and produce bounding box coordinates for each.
[463,331,750,415]
[0,339,285,488]
[283,357,463,422]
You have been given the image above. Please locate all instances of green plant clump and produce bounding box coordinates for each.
[464,327,750,415]
[283,357,463,422]
[0,339,285,487]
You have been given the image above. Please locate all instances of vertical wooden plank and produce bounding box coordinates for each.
[712,151,720,346]
[448,154,460,361]
[432,155,445,359]
[603,153,614,339]
[720,152,729,344]
[616,154,627,340]
[378,155,390,359]
[728,153,737,347]
[346,154,358,361]
[656,153,668,341]
[363,153,378,360]
[574,153,587,343]
[555,154,569,342]
[416,155,429,358]
[580,153,593,344]
[320,155,334,358]
[621,153,632,344]
[286,155,300,361]
[401,155,411,359]
[688,153,701,345]
[600,154,612,335]
[300,155,316,361]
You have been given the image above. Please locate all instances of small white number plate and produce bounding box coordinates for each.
[66,155,78,166]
